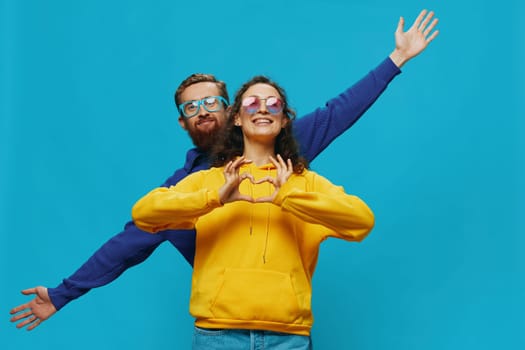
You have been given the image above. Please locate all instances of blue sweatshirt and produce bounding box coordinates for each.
[48,57,400,310]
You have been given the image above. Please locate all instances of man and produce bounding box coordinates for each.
[10,10,439,331]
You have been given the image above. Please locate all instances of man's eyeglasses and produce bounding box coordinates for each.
[178,96,228,119]
[241,96,284,115]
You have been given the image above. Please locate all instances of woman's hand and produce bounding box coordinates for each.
[254,155,293,203]
[218,156,255,204]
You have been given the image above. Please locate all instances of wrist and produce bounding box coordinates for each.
[389,49,409,68]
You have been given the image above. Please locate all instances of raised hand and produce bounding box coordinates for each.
[390,9,439,67]
[218,156,255,204]
[254,155,293,203]
[10,286,56,331]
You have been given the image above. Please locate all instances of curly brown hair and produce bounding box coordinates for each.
[211,76,308,174]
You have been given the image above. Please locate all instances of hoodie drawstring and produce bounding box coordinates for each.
[247,165,272,264]
[262,166,271,263]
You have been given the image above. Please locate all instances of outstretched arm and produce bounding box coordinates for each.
[294,9,439,162]
[47,225,169,309]
[8,224,170,331]
[9,162,201,330]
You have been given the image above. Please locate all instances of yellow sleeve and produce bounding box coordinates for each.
[132,171,223,233]
[272,172,374,242]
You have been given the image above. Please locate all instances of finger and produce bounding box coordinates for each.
[236,194,255,203]
[240,172,256,183]
[15,315,37,329]
[254,194,276,203]
[276,155,290,176]
[268,155,280,171]
[272,155,283,173]
[426,29,439,43]
[276,154,287,169]
[275,156,292,175]
[21,288,37,295]
[10,303,29,314]
[238,157,253,167]
[418,10,434,31]
[253,176,275,185]
[230,157,244,169]
[11,312,33,322]
[27,318,41,331]
[286,158,293,173]
[254,196,272,203]
[395,16,404,34]
[423,18,439,37]
[224,160,233,173]
[231,156,249,171]
[411,9,427,30]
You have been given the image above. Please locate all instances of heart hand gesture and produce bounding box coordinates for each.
[254,155,294,203]
[219,156,255,204]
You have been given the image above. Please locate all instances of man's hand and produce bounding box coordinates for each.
[390,9,440,68]
[10,286,57,331]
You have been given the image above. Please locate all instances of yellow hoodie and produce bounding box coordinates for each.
[132,162,374,336]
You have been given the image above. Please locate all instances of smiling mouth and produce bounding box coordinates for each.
[252,118,273,125]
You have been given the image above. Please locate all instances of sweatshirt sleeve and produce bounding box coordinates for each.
[48,224,167,310]
[132,172,223,233]
[272,173,375,242]
[294,57,400,162]
[47,165,197,310]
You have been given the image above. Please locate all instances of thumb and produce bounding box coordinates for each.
[254,195,275,203]
[21,288,37,295]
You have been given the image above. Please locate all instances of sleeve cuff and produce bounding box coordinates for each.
[381,56,402,79]
[48,282,90,311]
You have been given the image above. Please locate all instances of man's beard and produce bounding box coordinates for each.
[186,120,223,152]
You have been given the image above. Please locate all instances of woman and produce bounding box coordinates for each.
[132,76,375,349]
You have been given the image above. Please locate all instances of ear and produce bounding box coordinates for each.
[178,116,187,130]
[281,117,289,128]
[234,114,242,126]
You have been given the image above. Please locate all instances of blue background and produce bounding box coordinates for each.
[2,0,524,349]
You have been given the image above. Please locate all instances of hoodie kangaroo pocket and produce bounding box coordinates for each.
[210,268,303,323]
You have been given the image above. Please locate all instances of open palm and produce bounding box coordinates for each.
[391,9,439,67]
[10,286,56,330]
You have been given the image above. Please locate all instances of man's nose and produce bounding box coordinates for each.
[197,105,209,117]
